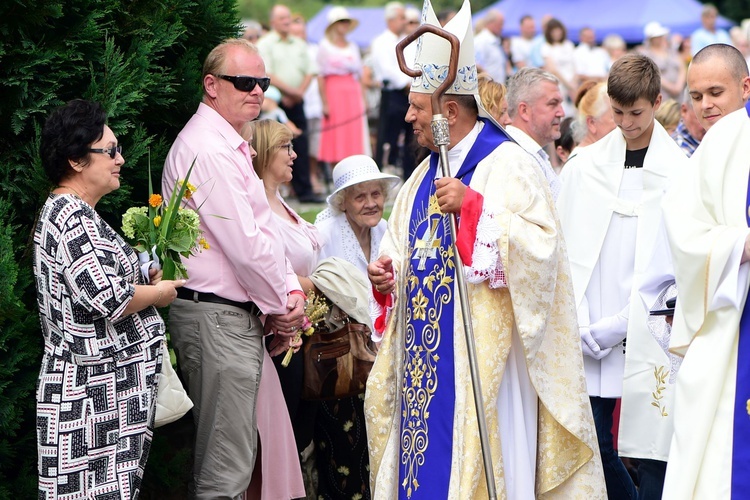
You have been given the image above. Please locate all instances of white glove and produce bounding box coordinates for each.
[590,314,628,349]
[581,327,612,360]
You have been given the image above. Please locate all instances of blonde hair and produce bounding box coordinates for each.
[477,74,508,121]
[572,81,609,142]
[241,119,293,180]
[656,99,680,133]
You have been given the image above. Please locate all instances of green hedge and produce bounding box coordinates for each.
[0,0,241,496]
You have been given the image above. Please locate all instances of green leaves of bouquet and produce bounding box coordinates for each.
[122,159,208,280]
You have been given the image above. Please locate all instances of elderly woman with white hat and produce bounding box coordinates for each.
[312,154,398,499]
[316,154,399,273]
[317,6,372,167]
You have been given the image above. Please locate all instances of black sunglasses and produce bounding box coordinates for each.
[216,74,271,92]
[89,145,122,159]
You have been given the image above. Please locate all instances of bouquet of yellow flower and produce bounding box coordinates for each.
[122,159,208,280]
[281,289,330,367]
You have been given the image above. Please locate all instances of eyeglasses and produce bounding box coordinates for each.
[89,145,122,159]
[216,74,271,92]
[278,143,294,156]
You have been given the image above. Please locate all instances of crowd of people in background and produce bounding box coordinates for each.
[33,0,750,498]
[238,1,750,194]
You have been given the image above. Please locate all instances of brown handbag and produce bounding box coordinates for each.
[302,321,377,401]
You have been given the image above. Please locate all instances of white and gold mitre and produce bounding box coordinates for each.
[411,0,477,96]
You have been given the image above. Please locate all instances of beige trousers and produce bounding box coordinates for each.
[168,299,264,500]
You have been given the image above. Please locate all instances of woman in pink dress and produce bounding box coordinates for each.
[317,6,371,165]
[241,120,321,499]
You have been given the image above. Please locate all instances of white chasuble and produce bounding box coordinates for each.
[662,108,750,498]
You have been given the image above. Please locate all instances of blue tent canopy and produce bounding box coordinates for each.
[473,0,734,44]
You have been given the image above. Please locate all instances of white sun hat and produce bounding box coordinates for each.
[644,21,669,40]
[326,155,400,206]
[325,6,359,36]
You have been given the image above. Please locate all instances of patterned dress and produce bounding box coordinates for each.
[34,193,164,499]
[313,210,385,500]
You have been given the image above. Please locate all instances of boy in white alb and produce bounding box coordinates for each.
[557,53,687,499]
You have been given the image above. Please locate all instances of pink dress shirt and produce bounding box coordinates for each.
[162,103,300,314]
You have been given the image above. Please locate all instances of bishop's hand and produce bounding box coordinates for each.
[368,255,395,295]
[434,177,466,213]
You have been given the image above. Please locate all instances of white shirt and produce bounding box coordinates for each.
[573,43,608,79]
[505,125,561,200]
[474,29,507,83]
[370,29,411,90]
[434,121,483,178]
[582,168,641,397]
[304,43,322,119]
[510,36,535,68]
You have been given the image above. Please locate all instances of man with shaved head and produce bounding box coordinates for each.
[661,43,750,499]
[685,42,750,130]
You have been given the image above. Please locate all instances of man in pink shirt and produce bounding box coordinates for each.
[162,38,305,499]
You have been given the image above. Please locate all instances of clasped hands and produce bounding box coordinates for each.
[579,314,628,360]
[266,293,306,357]
[580,327,612,360]
[368,256,395,296]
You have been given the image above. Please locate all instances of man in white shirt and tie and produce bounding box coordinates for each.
[505,67,564,200]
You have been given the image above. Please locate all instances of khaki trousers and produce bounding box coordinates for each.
[169,299,264,499]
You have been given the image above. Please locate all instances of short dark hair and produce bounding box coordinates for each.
[40,100,107,185]
[692,43,749,81]
[607,53,661,106]
[443,93,478,116]
[544,18,566,44]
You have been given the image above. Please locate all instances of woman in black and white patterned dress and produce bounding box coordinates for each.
[33,100,185,499]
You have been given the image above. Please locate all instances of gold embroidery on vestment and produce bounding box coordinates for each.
[400,195,454,498]
[651,365,669,417]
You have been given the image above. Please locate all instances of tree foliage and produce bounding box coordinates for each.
[713,0,750,22]
[0,0,240,496]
